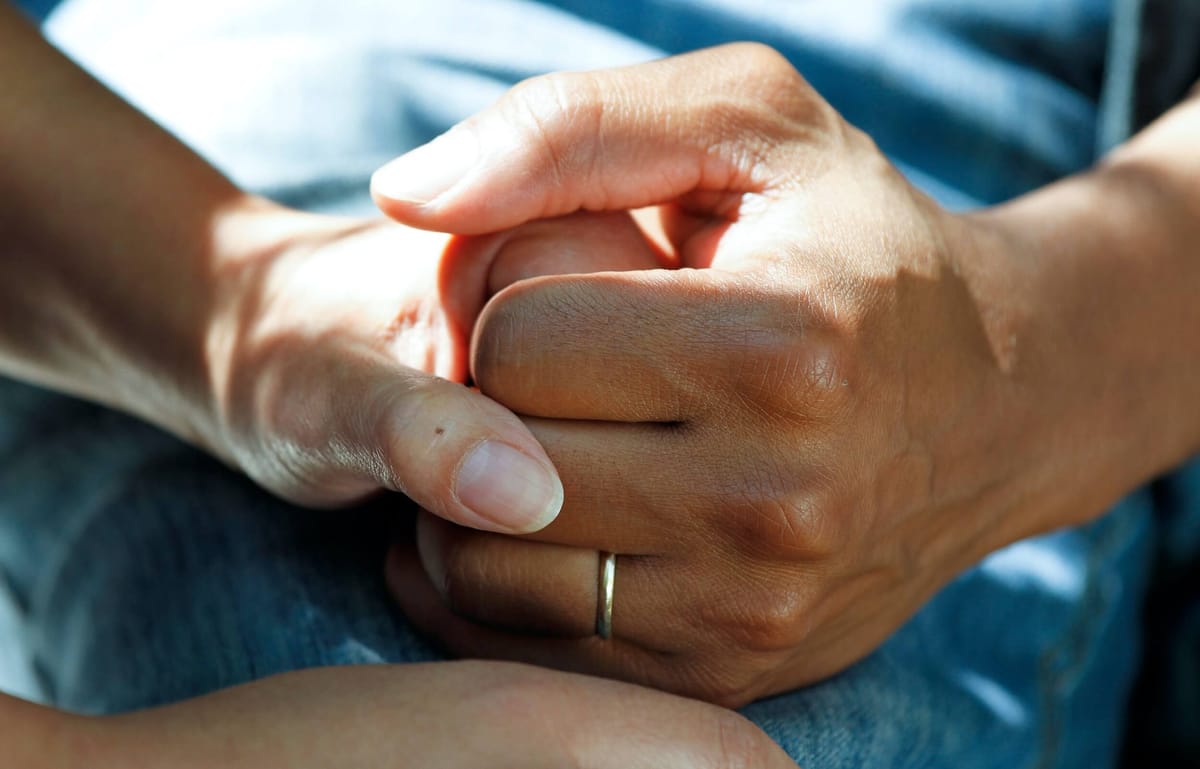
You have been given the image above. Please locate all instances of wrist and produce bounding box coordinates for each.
[189,199,386,466]
[0,9,340,465]
[961,154,1200,537]
[77,191,299,463]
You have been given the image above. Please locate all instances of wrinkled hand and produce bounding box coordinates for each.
[88,662,793,768]
[375,44,1112,705]
[204,207,660,533]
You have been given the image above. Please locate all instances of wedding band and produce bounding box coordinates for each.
[596,551,616,640]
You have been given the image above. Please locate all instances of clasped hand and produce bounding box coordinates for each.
[374,44,1085,706]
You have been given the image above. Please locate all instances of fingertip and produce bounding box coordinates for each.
[370,170,512,236]
[370,127,479,208]
[453,439,563,534]
[369,173,447,231]
[381,373,562,535]
[369,183,416,222]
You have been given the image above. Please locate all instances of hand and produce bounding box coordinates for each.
[0,2,657,537]
[373,44,1161,705]
[63,662,793,768]
[203,206,661,533]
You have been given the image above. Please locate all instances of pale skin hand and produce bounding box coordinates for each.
[0,662,795,769]
[198,208,660,524]
[374,44,1200,706]
[0,2,667,534]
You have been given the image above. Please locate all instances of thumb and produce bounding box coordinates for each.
[371,43,819,235]
[273,344,563,534]
[376,367,563,534]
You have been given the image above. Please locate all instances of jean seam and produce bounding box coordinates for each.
[1033,508,1137,769]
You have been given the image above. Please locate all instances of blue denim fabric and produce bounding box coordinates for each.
[1,0,1197,766]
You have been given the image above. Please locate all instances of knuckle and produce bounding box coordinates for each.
[709,282,860,423]
[471,281,544,394]
[503,71,604,186]
[735,591,808,653]
[801,283,872,342]
[775,490,854,564]
[733,494,824,556]
[702,582,810,655]
[717,464,847,560]
[717,42,833,131]
[473,277,616,396]
[732,333,857,422]
[726,42,800,89]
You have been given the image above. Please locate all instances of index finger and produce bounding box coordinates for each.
[372,43,823,234]
[471,268,769,422]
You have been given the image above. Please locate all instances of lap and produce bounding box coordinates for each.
[0,377,1179,768]
[0,379,438,712]
[0,4,1178,761]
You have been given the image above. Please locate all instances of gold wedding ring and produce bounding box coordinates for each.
[596,551,616,640]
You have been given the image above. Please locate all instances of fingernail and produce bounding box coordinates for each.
[455,441,563,533]
[371,126,478,204]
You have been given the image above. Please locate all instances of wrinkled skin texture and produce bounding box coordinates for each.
[381,44,1136,707]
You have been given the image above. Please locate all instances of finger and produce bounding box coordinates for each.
[487,211,669,292]
[372,43,824,234]
[470,268,766,422]
[438,211,667,342]
[274,342,563,534]
[505,417,693,553]
[380,369,565,534]
[500,415,832,557]
[388,541,787,715]
[387,538,674,685]
[411,512,682,650]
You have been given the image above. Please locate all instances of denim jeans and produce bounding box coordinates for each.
[2,0,1197,765]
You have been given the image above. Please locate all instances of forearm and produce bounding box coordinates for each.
[0,693,100,769]
[968,89,1200,535]
[0,3,290,453]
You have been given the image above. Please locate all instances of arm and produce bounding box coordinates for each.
[963,87,1200,543]
[0,0,254,450]
[0,695,90,769]
[0,663,793,767]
